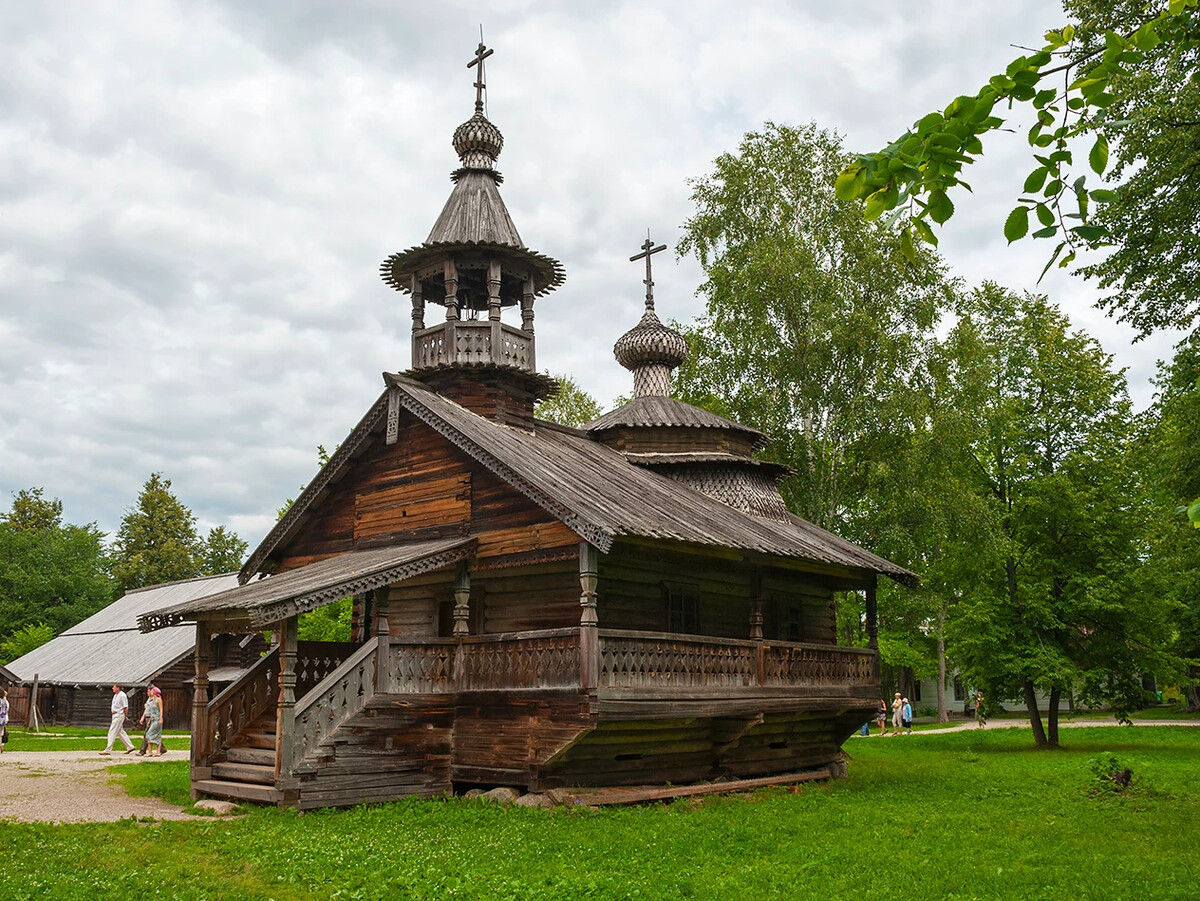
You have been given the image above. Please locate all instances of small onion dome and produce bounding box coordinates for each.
[453,112,504,172]
[613,309,689,372]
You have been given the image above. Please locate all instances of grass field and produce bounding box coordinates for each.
[1,725,1197,900]
[4,726,191,752]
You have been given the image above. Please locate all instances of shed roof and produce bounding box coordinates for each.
[6,573,239,687]
[142,538,476,631]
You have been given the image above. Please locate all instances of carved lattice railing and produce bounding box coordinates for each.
[389,640,457,692]
[459,630,581,690]
[411,321,533,371]
[387,629,581,692]
[291,639,378,764]
[597,631,757,688]
[295,641,357,698]
[760,642,877,687]
[206,648,279,762]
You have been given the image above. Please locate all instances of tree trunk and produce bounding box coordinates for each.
[1047,686,1061,748]
[936,607,948,723]
[1024,680,1048,747]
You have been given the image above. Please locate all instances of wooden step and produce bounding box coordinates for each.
[212,761,277,785]
[226,746,276,766]
[193,778,281,804]
[240,730,277,750]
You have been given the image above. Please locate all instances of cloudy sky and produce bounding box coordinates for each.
[1,0,1184,549]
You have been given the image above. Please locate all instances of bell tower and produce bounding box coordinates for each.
[380,42,564,427]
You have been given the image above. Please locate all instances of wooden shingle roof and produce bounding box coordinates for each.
[585,395,767,448]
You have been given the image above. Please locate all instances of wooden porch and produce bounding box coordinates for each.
[189,626,879,808]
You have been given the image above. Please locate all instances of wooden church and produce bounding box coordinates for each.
[140,44,913,809]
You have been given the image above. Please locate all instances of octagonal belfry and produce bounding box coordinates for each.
[380,42,564,395]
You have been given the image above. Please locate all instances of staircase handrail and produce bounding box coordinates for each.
[293,636,380,721]
[207,647,279,713]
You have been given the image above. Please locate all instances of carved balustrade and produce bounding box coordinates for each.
[596,631,757,688]
[411,321,533,372]
[205,648,279,764]
[386,629,581,692]
[291,639,378,764]
[760,642,877,687]
[295,641,357,698]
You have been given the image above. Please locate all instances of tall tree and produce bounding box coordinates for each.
[676,121,952,533]
[108,473,205,592]
[0,488,114,647]
[1136,342,1200,706]
[941,285,1171,746]
[201,526,249,575]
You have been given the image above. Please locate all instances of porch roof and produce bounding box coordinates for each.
[138,537,476,632]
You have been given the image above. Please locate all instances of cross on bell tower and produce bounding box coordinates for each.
[468,40,493,115]
[630,235,667,311]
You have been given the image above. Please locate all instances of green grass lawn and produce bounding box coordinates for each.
[4,726,191,752]
[2,726,1198,900]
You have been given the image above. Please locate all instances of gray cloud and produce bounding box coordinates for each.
[0,0,1170,551]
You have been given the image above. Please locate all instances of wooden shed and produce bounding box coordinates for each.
[8,573,265,729]
[139,44,912,809]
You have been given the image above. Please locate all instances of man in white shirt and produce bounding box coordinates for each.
[100,683,135,755]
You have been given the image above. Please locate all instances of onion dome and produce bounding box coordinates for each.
[452,112,504,175]
[614,309,689,372]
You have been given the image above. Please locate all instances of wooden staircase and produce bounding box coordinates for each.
[193,711,282,804]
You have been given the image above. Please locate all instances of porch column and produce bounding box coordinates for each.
[275,615,298,784]
[191,623,211,781]
[452,563,470,688]
[579,542,599,690]
[865,575,879,684]
[374,587,391,693]
[749,568,764,686]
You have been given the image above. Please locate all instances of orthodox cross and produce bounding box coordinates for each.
[468,40,494,114]
[630,235,667,310]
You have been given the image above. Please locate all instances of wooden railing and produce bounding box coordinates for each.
[292,639,378,764]
[295,641,357,698]
[205,648,279,764]
[597,631,757,687]
[386,629,581,693]
[760,641,877,687]
[412,321,534,372]
[597,630,878,690]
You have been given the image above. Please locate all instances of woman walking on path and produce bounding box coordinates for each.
[141,687,164,756]
[891,692,903,735]
[0,688,9,753]
[902,698,913,734]
[877,699,889,735]
[974,690,987,728]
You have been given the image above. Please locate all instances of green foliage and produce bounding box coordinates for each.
[938,286,1176,742]
[0,622,54,663]
[297,596,352,642]
[676,121,951,533]
[0,489,115,648]
[839,1,1200,338]
[4,728,1200,899]
[534,374,603,427]
[108,473,205,593]
[108,473,248,592]
[201,525,248,574]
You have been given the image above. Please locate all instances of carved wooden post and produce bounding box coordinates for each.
[276,615,298,786]
[374,587,390,693]
[487,260,502,321]
[452,563,470,689]
[444,259,460,321]
[750,568,764,686]
[579,542,599,690]
[192,623,211,784]
[521,275,536,370]
[411,274,425,366]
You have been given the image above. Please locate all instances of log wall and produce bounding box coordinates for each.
[597,543,836,642]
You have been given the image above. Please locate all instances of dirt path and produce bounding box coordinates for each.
[0,750,206,824]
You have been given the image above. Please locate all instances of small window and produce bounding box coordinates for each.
[784,605,803,642]
[664,584,699,634]
[953,678,964,702]
[913,681,922,702]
